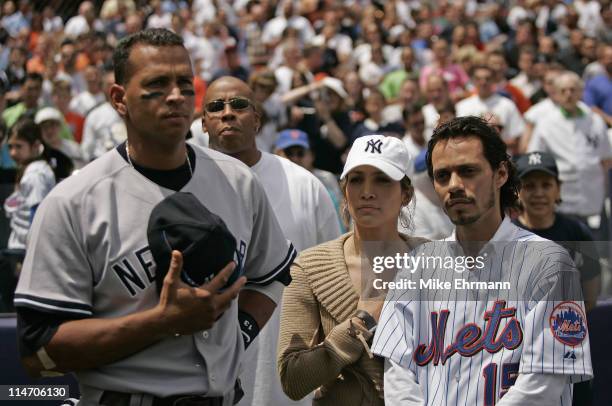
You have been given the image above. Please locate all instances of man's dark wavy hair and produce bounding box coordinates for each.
[426,116,520,214]
[113,28,184,85]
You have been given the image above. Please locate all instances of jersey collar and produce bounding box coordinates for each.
[559,105,586,118]
[445,216,520,257]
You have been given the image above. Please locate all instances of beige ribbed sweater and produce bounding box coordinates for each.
[277,232,426,406]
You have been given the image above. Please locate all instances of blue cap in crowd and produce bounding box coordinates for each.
[275,129,310,150]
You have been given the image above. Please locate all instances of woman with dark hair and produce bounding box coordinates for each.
[278,134,426,405]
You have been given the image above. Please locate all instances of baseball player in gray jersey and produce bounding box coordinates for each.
[372,116,593,405]
[14,29,296,406]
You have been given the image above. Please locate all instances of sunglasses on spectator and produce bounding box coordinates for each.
[205,97,252,113]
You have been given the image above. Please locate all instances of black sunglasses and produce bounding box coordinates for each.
[205,97,252,113]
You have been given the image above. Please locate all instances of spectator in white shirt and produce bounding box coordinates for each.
[146,0,172,30]
[528,71,612,220]
[64,1,102,39]
[262,0,314,49]
[312,9,352,63]
[456,65,525,154]
[510,47,542,101]
[520,64,565,152]
[41,5,63,33]
[81,69,126,162]
[422,74,451,140]
[69,65,105,117]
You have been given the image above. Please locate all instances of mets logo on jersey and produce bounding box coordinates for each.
[549,301,587,347]
[414,300,523,366]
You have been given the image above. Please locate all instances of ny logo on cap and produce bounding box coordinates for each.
[365,139,383,154]
[528,153,541,165]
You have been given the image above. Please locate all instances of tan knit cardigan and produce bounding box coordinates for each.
[277,232,427,406]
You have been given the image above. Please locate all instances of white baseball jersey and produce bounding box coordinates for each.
[3,160,55,250]
[372,217,593,406]
[14,145,296,401]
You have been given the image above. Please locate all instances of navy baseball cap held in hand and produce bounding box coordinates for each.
[147,192,238,293]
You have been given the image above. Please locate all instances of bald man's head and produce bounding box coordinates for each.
[204,76,255,105]
[202,76,261,162]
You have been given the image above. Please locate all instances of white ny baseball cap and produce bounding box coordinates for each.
[341,135,413,181]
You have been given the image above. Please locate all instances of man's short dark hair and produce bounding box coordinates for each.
[426,116,520,214]
[402,102,424,122]
[113,28,185,85]
[60,38,75,47]
[25,72,43,85]
[437,100,456,117]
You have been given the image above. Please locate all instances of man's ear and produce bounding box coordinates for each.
[495,161,509,189]
[253,106,262,133]
[201,114,208,134]
[109,84,127,117]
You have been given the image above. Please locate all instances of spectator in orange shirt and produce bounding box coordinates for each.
[51,79,84,143]
[26,33,53,75]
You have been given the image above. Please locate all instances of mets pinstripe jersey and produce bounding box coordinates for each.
[14,145,296,401]
[372,217,593,406]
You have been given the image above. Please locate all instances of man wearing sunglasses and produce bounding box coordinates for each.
[14,29,297,406]
[203,76,341,406]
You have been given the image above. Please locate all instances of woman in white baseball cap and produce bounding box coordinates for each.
[278,134,427,405]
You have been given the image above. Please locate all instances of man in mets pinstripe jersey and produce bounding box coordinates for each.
[372,116,592,406]
[13,29,296,406]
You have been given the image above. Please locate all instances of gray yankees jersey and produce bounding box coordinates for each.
[372,217,593,406]
[14,145,296,399]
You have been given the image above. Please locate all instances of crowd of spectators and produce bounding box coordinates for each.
[0,0,611,311]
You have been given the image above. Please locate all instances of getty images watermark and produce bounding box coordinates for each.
[360,240,587,302]
[370,252,502,291]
